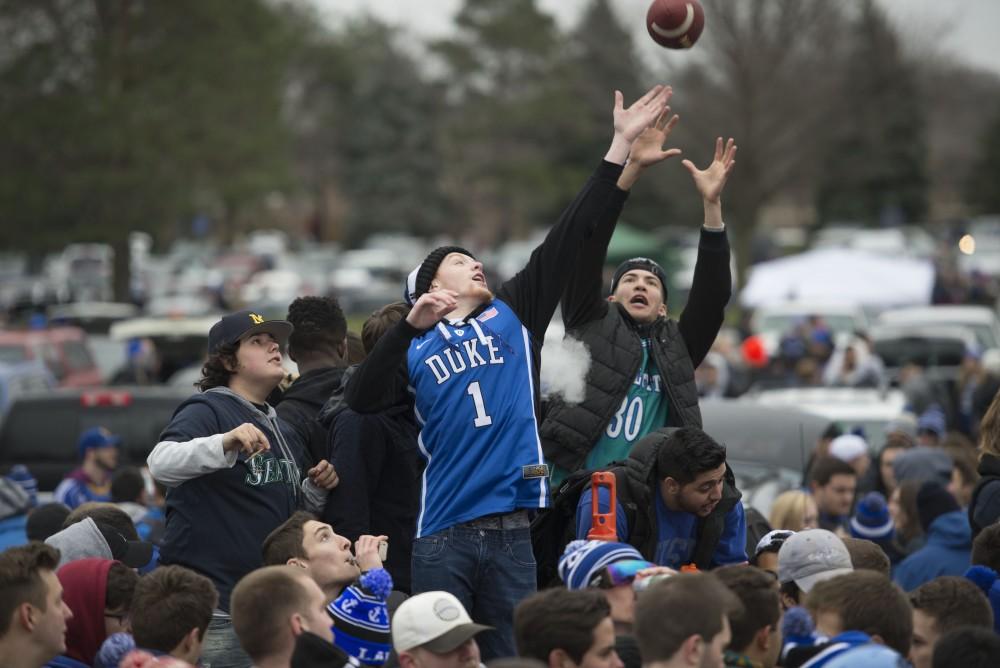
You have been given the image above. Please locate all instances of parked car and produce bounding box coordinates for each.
[876,305,1000,350]
[751,301,872,356]
[0,327,102,388]
[0,360,55,416]
[700,399,832,517]
[749,387,906,450]
[109,315,219,383]
[0,385,191,491]
[870,323,978,383]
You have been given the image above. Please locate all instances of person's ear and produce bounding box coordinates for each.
[663,477,681,495]
[780,592,798,611]
[681,634,703,665]
[181,627,200,653]
[290,612,305,637]
[337,338,347,359]
[286,557,309,570]
[869,633,886,647]
[658,303,667,316]
[19,602,36,631]
[608,295,617,303]
[549,648,575,668]
[755,625,772,650]
[398,651,418,668]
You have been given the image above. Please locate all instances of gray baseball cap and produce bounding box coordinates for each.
[777,529,853,592]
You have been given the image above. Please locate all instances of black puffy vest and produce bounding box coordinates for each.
[540,303,702,472]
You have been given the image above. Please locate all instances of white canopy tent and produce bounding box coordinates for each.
[740,248,935,309]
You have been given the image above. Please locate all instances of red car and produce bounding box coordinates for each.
[0,327,103,388]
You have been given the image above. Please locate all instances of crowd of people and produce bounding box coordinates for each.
[2,83,1000,668]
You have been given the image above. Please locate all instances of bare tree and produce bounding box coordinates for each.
[668,0,851,288]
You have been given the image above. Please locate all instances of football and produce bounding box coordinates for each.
[646,0,705,49]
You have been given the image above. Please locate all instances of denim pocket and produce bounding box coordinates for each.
[504,538,537,568]
[412,534,447,560]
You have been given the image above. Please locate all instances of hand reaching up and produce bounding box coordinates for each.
[682,137,737,204]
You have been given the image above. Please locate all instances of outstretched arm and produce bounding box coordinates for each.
[499,85,671,336]
[678,138,737,368]
[563,102,684,328]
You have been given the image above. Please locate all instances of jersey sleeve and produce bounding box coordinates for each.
[711,502,749,566]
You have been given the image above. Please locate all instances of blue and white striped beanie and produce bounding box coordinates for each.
[558,540,644,590]
[329,568,394,666]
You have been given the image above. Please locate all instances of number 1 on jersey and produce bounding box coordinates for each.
[466,381,493,427]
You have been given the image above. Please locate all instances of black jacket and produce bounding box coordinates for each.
[970,453,1000,540]
[318,368,422,593]
[541,227,731,473]
[619,428,741,569]
[275,366,348,467]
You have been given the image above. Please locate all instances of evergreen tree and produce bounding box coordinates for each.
[816,0,928,225]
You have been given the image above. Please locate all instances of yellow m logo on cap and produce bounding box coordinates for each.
[249,313,265,325]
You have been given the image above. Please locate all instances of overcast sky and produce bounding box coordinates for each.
[314,0,1000,76]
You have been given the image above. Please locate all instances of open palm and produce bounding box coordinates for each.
[613,84,672,143]
[683,137,737,203]
[628,108,682,167]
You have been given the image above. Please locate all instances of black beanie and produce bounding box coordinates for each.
[916,480,960,532]
[404,245,475,305]
[611,257,669,300]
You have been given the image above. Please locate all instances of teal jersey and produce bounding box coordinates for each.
[551,339,667,486]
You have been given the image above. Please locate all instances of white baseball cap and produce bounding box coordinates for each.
[391,591,493,654]
[829,434,868,463]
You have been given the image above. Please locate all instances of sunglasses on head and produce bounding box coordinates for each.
[589,559,656,589]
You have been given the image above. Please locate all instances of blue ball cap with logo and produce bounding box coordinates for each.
[76,427,121,460]
[207,310,293,354]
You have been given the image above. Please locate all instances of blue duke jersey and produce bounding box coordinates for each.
[344,161,630,536]
[409,301,548,537]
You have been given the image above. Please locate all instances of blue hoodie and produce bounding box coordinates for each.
[893,510,971,591]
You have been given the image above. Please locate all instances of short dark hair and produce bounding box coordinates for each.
[26,503,71,542]
[131,566,219,653]
[841,537,891,576]
[64,502,139,541]
[514,589,611,664]
[972,523,1000,573]
[197,340,240,391]
[0,543,60,636]
[105,562,139,613]
[809,456,856,487]
[909,576,993,634]
[655,427,727,485]
[635,573,743,662]
[231,566,313,661]
[932,626,1000,668]
[111,467,145,504]
[713,566,780,653]
[286,296,347,360]
[362,302,409,354]
[806,571,912,655]
[779,580,802,606]
[262,511,314,565]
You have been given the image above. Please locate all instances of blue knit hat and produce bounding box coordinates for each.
[94,632,136,668]
[5,464,37,508]
[76,426,120,460]
[850,492,894,541]
[558,540,649,590]
[329,568,393,666]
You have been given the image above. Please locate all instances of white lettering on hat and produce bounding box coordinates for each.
[433,598,460,622]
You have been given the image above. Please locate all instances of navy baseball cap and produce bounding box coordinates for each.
[77,427,121,459]
[207,310,293,354]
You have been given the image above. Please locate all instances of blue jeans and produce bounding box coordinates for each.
[411,522,537,660]
[201,614,252,668]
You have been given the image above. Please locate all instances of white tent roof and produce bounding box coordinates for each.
[740,248,934,309]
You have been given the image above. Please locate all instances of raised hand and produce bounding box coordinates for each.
[222,423,270,456]
[682,137,737,204]
[406,290,458,330]
[613,84,673,143]
[307,459,339,489]
[627,108,682,168]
